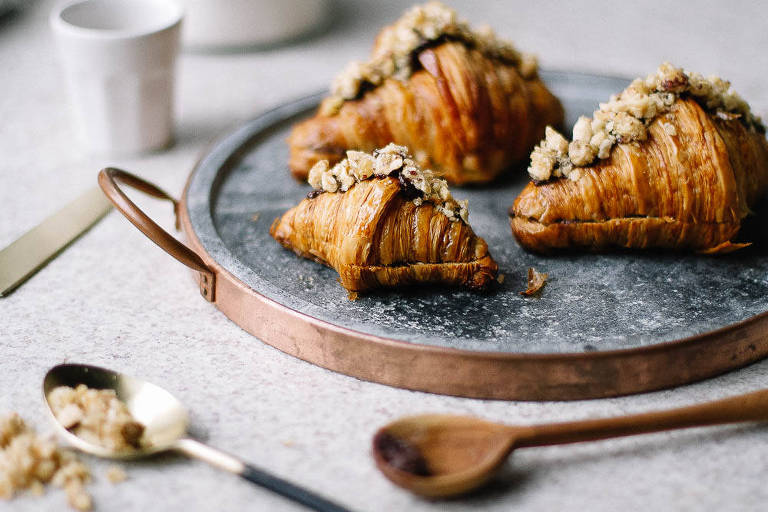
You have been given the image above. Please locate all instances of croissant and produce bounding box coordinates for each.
[510,64,768,254]
[288,2,563,186]
[271,145,497,294]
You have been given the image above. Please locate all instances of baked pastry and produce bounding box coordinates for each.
[288,2,563,186]
[510,63,768,254]
[271,144,498,295]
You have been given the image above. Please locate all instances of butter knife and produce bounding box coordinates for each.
[0,187,112,297]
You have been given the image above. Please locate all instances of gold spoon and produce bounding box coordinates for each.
[43,363,349,512]
[373,388,768,498]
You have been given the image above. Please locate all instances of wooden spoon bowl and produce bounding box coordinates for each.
[373,389,768,498]
[373,414,516,497]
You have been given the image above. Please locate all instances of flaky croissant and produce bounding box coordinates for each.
[510,68,768,254]
[271,177,497,294]
[288,4,563,186]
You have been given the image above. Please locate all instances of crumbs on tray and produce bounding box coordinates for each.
[520,267,547,296]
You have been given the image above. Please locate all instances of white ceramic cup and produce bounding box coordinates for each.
[50,0,183,155]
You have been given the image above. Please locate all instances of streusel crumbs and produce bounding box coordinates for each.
[322,1,537,115]
[48,385,146,452]
[528,63,765,182]
[307,144,469,223]
[0,413,92,510]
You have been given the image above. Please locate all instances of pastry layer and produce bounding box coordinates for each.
[510,98,768,252]
[289,41,563,185]
[271,177,497,292]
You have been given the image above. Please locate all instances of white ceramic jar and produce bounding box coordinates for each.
[178,0,329,50]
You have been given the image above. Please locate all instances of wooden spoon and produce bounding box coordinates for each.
[373,389,768,498]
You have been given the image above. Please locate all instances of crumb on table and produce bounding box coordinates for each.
[106,465,127,484]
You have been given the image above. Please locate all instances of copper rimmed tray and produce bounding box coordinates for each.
[99,70,768,401]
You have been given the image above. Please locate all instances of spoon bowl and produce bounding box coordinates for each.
[43,363,349,512]
[373,414,516,498]
[43,363,188,459]
[373,388,768,498]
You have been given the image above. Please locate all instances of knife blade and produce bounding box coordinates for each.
[0,186,112,297]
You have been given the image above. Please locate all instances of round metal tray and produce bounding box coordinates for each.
[102,71,768,400]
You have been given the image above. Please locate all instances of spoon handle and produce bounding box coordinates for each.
[174,438,351,512]
[513,388,768,449]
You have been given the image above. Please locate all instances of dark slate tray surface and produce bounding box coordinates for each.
[185,71,768,354]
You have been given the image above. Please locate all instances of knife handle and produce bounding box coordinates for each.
[174,438,351,512]
[98,168,216,301]
[240,464,352,512]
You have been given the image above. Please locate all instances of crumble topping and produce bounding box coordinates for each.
[307,143,469,223]
[48,385,146,452]
[321,1,537,115]
[528,63,765,182]
[0,413,92,510]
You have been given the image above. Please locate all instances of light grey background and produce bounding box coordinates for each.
[2,1,768,511]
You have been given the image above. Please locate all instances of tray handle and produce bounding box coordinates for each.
[98,167,215,302]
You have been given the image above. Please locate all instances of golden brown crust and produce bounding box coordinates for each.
[289,42,563,186]
[270,177,497,292]
[510,98,768,253]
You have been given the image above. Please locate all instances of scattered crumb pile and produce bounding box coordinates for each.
[48,385,146,451]
[528,62,765,182]
[1,385,140,510]
[0,412,92,510]
[520,267,547,296]
[307,143,469,223]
